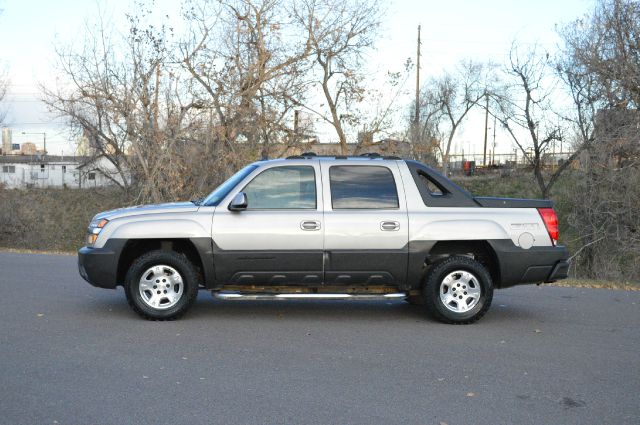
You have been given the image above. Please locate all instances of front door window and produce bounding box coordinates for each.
[243,165,316,209]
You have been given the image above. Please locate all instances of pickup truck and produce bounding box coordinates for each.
[78,154,569,324]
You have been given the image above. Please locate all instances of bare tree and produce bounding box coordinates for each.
[559,108,640,280]
[556,0,640,280]
[180,0,314,162]
[43,7,201,202]
[42,15,136,194]
[353,65,413,154]
[41,0,393,201]
[409,84,442,166]
[562,0,640,108]
[491,45,573,198]
[418,60,488,175]
[293,0,382,154]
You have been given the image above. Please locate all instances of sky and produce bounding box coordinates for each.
[0,0,594,156]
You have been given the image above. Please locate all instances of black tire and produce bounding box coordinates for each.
[422,256,493,324]
[124,250,199,320]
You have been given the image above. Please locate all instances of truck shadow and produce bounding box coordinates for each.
[185,296,540,324]
[189,298,426,321]
[80,290,541,324]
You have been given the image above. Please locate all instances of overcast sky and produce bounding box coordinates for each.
[0,0,593,156]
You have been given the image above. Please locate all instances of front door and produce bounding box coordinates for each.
[320,162,409,286]
[211,162,324,286]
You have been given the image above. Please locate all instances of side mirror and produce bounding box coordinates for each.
[228,192,248,211]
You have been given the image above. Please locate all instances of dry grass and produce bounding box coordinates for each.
[548,279,640,291]
[0,187,131,252]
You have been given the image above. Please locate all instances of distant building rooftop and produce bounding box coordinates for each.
[0,155,91,164]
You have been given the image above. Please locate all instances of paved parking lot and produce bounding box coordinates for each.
[0,252,638,424]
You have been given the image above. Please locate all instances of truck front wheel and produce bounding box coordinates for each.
[422,256,493,324]
[124,250,199,320]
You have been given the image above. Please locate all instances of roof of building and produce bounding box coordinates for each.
[0,154,92,164]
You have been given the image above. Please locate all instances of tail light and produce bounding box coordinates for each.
[537,208,559,246]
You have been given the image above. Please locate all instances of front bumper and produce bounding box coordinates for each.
[488,240,570,288]
[78,240,125,289]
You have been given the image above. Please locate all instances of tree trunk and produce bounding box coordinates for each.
[321,73,348,155]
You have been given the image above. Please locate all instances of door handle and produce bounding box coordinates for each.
[300,220,321,231]
[380,221,400,231]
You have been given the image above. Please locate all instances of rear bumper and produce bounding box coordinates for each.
[78,240,125,289]
[489,240,570,288]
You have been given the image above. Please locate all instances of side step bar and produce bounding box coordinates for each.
[212,292,407,301]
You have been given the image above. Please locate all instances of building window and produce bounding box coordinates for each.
[40,164,45,173]
[88,172,96,180]
[2,165,16,174]
[62,165,67,173]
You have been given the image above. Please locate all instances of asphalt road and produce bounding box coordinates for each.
[0,252,638,425]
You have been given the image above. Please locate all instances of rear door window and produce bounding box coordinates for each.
[329,165,399,209]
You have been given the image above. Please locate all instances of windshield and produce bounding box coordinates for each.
[202,164,258,206]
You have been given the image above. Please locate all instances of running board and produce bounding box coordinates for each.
[212,292,407,301]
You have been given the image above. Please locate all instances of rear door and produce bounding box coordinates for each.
[320,161,409,286]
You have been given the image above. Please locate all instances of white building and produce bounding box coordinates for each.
[0,155,128,189]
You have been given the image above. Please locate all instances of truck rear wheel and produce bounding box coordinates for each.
[422,256,493,324]
[124,250,199,320]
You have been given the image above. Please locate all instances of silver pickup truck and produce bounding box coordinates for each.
[78,154,569,324]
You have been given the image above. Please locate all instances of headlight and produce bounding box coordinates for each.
[86,218,109,246]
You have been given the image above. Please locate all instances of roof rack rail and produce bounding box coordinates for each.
[286,151,318,159]
[358,152,403,160]
[284,152,403,160]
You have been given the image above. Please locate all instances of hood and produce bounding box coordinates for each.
[94,202,199,221]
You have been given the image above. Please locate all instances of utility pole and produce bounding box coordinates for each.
[414,25,421,133]
[492,115,496,165]
[482,94,489,167]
